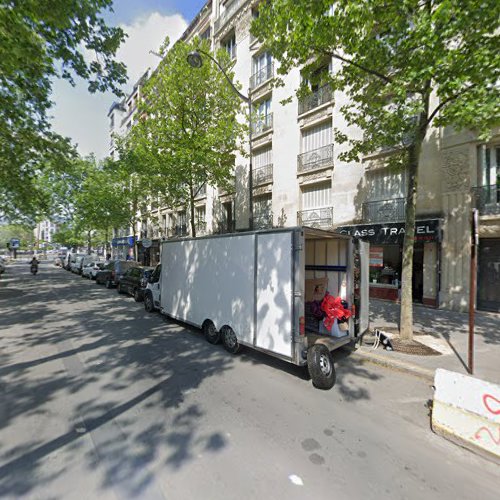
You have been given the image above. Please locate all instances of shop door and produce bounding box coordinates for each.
[412,243,424,302]
[477,239,500,312]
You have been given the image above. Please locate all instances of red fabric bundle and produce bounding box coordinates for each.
[320,293,351,331]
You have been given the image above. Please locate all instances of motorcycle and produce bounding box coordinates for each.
[30,263,38,275]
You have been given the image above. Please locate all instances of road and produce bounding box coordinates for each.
[0,261,498,500]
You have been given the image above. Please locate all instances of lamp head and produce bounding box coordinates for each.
[187,51,203,68]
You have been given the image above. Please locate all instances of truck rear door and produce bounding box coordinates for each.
[255,231,294,358]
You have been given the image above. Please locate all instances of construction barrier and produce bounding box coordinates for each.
[432,368,499,464]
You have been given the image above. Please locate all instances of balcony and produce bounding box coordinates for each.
[251,113,273,136]
[362,198,406,223]
[216,220,236,234]
[297,144,334,174]
[253,209,273,229]
[298,207,333,228]
[168,225,187,238]
[472,185,500,216]
[298,85,333,115]
[253,164,273,185]
[195,221,207,235]
[250,64,273,90]
[214,0,246,33]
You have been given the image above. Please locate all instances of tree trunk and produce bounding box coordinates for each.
[87,230,92,254]
[399,113,428,341]
[189,184,196,238]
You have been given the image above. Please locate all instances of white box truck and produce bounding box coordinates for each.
[150,227,369,389]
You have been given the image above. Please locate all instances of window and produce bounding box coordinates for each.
[196,206,206,233]
[253,98,272,134]
[251,51,272,87]
[253,146,273,185]
[222,32,236,60]
[200,27,211,41]
[301,122,332,153]
[478,145,500,187]
[254,194,272,229]
[301,182,331,210]
[366,168,408,201]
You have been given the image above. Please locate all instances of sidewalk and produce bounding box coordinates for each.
[355,299,500,385]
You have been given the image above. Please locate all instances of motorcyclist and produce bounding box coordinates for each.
[30,256,39,274]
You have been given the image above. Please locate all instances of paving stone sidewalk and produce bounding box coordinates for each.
[356,299,500,385]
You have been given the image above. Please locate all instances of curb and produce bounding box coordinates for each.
[352,348,435,383]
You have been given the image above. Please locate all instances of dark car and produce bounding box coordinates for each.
[96,259,139,288]
[117,266,154,301]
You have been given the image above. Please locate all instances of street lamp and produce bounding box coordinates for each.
[187,49,253,231]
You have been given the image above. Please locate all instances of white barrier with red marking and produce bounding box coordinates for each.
[432,369,500,463]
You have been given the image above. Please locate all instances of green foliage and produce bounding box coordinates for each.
[0,0,127,220]
[0,224,35,250]
[253,0,499,158]
[253,0,499,338]
[128,38,246,236]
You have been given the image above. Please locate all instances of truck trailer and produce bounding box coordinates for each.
[150,226,369,389]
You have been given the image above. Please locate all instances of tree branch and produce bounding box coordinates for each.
[426,84,477,127]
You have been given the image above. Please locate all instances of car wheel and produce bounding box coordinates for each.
[133,288,142,302]
[221,325,241,354]
[307,344,336,390]
[202,320,220,345]
[144,293,154,312]
[105,280,113,289]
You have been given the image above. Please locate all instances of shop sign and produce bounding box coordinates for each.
[10,238,20,249]
[112,236,137,247]
[142,238,152,248]
[336,219,441,244]
[369,247,384,267]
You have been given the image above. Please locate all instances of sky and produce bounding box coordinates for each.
[50,0,207,160]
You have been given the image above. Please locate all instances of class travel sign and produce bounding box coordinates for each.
[335,219,441,244]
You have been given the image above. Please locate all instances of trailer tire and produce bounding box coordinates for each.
[307,345,336,390]
[221,325,241,354]
[203,320,220,344]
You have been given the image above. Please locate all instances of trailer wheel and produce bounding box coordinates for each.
[307,345,336,390]
[221,325,241,354]
[203,320,220,344]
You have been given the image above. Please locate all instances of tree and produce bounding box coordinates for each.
[129,39,246,237]
[253,0,500,340]
[0,0,127,220]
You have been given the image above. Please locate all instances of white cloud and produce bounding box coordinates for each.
[50,12,188,160]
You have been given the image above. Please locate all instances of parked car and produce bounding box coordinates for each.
[144,264,161,312]
[65,252,85,271]
[81,261,102,279]
[96,260,139,288]
[117,266,154,301]
[70,256,85,274]
[0,257,6,275]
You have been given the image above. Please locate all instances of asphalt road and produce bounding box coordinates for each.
[0,261,498,500]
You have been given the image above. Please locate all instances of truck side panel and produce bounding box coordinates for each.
[255,232,293,358]
[160,234,255,343]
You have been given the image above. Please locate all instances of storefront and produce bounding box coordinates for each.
[111,236,136,260]
[137,238,161,267]
[336,219,442,307]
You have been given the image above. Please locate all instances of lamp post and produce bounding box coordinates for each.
[187,49,253,231]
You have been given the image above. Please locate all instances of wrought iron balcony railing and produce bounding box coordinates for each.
[216,220,236,234]
[168,225,187,238]
[251,113,273,135]
[253,210,273,229]
[195,221,207,235]
[298,85,333,115]
[362,198,406,223]
[250,64,273,90]
[297,207,333,228]
[214,0,246,33]
[297,144,334,173]
[253,164,273,185]
[472,185,500,215]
